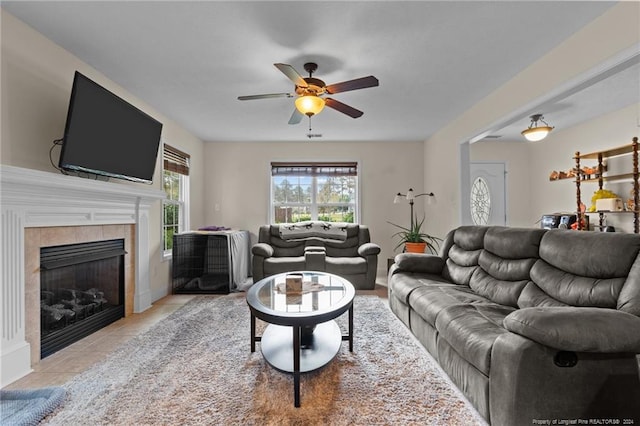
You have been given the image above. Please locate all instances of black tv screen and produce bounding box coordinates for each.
[58,71,163,184]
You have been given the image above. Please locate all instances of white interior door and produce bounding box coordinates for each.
[469,162,506,226]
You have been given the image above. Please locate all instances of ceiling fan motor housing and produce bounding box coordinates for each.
[296,77,326,96]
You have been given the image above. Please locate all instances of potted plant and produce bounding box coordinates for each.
[388,214,442,254]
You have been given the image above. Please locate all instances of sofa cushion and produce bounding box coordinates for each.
[263,257,306,275]
[469,268,528,308]
[435,303,515,375]
[517,282,569,308]
[441,226,487,285]
[409,284,496,326]
[483,227,545,259]
[539,230,640,278]
[530,260,625,308]
[388,273,451,304]
[477,250,536,282]
[325,256,367,275]
[452,226,489,251]
[467,227,543,307]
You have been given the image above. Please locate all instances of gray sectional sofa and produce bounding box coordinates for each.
[388,225,640,425]
[252,223,380,289]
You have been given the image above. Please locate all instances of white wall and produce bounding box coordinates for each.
[203,141,425,279]
[0,10,206,301]
[423,2,640,238]
[529,103,639,233]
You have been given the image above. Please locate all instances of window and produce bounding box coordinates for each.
[163,144,190,257]
[270,162,358,224]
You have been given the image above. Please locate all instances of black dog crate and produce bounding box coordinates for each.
[172,233,232,294]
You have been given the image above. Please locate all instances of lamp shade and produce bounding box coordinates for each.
[406,188,415,201]
[521,114,554,142]
[295,95,325,116]
[522,126,553,142]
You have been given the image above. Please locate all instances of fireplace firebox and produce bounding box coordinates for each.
[40,239,126,358]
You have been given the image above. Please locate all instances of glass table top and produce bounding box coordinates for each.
[247,272,355,321]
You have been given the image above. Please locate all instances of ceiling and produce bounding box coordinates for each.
[2,1,630,144]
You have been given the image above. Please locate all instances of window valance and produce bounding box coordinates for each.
[271,162,357,177]
[164,144,190,176]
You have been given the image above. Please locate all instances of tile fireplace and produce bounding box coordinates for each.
[1,165,166,387]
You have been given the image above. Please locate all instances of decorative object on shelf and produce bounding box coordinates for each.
[595,197,623,212]
[573,137,639,233]
[521,114,554,142]
[589,189,621,212]
[628,188,637,212]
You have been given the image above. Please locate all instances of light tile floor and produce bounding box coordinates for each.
[3,285,388,390]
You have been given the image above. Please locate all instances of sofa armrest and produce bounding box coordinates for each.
[358,242,381,257]
[393,253,444,274]
[251,243,274,258]
[504,307,640,353]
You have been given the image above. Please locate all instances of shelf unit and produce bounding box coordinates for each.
[574,137,639,233]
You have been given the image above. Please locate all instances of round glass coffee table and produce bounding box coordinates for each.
[246,271,355,407]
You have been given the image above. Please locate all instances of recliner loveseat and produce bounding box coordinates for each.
[252,222,380,289]
[388,225,640,425]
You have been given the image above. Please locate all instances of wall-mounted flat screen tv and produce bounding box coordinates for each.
[58,71,163,184]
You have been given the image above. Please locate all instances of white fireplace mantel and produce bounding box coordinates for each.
[0,165,166,386]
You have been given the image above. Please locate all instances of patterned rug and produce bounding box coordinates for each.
[43,294,486,425]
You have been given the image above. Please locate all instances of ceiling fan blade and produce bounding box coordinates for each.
[325,76,379,94]
[288,109,303,125]
[274,63,308,88]
[325,98,364,118]
[237,93,294,101]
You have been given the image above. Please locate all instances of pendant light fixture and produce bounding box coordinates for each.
[295,95,325,116]
[521,114,554,142]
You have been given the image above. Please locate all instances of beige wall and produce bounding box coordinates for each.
[424,2,640,238]
[528,103,639,233]
[202,141,425,277]
[1,10,206,301]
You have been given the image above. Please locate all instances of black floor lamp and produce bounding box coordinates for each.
[393,188,435,229]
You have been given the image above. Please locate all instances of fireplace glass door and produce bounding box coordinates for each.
[40,239,125,357]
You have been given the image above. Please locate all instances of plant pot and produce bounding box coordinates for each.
[405,242,427,253]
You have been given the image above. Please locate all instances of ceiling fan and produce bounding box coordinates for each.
[238,62,379,125]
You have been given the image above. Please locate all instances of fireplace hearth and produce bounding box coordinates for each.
[40,239,126,357]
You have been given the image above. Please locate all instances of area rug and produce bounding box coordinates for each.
[0,386,65,425]
[43,294,487,425]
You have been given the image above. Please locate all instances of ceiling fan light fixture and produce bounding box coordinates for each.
[295,95,325,117]
[522,113,554,142]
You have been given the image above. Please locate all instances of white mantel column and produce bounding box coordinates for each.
[0,165,165,386]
